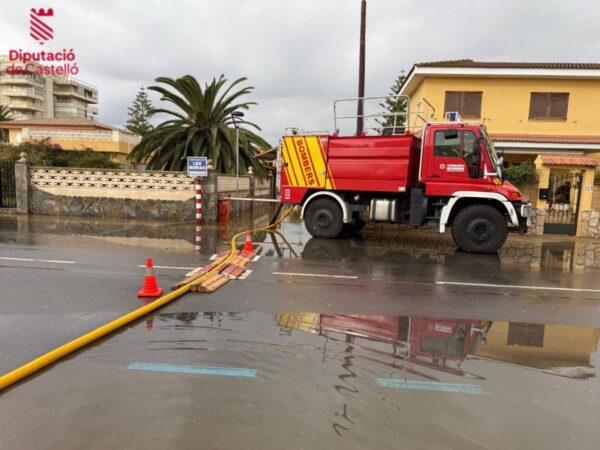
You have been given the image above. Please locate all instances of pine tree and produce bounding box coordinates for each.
[125,86,154,137]
[377,73,407,135]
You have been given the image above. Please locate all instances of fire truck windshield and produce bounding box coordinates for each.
[480,126,502,176]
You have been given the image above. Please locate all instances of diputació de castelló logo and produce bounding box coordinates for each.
[5,7,80,76]
[30,7,54,45]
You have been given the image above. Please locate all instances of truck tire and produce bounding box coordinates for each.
[305,198,344,238]
[451,204,508,254]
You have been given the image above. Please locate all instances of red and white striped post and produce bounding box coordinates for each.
[194,177,202,253]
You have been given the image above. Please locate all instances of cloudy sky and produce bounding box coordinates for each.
[1,0,598,143]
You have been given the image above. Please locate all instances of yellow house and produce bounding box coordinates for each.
[399,59,600,165]
[0,117,140,164]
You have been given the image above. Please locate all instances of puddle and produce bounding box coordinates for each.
[145,311,600,381]
[3,308,600,448]
[92,310,599,448]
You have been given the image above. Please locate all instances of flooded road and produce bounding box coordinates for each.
[1,208,600,448]
[1,310,599,449]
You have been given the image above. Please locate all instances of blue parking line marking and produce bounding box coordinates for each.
[128,362,256,378]
[376,378,486,395]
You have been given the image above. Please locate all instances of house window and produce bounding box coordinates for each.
[444,91,483,118]
[529,92,569,120]
[507,322,545,347]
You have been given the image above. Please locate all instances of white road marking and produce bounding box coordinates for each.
[0,256,75,264]
[41,259,76,264]
[0,257,35,262]
[436,281,600,294]
[137,265,196,271]
[273,271,358,279]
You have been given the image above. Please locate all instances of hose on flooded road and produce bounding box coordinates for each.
[0,205,292,392]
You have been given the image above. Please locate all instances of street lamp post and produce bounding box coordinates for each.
[231,111,245,197]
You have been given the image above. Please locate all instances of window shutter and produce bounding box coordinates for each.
[549,93,569,119]
[529,93,548,119]
[529,92,569,120]
[444,92,460,114]
[462,92,482,117]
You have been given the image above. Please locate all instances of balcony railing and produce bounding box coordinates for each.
[53,76,97,92]
[9,101,43,111]
[3,88,45,100]
[53,87,98,103]
[0,75,44,86]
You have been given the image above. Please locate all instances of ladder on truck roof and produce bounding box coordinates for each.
[332,95,436,137]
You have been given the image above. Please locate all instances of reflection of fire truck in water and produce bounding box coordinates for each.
[407,317,490,375]
[276,313,491,378]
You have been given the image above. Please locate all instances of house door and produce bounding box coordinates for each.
[543,172,583,235]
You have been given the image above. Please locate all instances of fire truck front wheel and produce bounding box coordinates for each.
[451,204,508,254]
[305,198,344,238]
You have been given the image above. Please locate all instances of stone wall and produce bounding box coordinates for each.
[27,167,197,221]
[15,162,269,222]
[580,211,600,238]
[527,208,546,235]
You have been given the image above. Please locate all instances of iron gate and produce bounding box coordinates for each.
[543,172,583,235]
[0,160,16,208]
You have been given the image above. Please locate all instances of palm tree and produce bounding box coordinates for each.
[0,105,14,143]
[128,75,269,174]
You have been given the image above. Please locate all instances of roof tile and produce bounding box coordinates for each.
[540,154,598,166]
[0,117,133,134]
[491,134,600,145]
[416,59,600,70]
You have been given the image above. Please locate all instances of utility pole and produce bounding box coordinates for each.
[356,0,366,135]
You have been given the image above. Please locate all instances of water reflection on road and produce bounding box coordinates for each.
[1,205,596,271]
[134,310,600,445]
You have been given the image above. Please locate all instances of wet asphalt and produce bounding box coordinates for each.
[0,210,600,449]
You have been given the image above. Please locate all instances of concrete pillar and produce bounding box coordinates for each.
[15,153,30,214]
[534,155,550,210]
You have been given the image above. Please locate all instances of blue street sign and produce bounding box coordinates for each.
[187,156,208,177]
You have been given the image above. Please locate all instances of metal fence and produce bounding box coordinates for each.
[0,161,16,208]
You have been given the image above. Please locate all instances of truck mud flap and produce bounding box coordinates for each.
[409,188,427,228]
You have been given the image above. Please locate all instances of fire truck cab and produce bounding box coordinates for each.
[278,97,533,253]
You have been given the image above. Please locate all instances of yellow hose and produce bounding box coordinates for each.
[0,206,292,392]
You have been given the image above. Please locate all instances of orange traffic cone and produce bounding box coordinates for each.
[243,230,253,252]
[138,258,164,297]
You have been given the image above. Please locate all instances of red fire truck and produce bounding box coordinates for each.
[278,97,533,253]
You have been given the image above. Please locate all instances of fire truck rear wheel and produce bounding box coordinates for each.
[451,204,508,254]
[305,198,344,238]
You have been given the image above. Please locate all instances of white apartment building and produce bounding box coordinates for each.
[0,55,98,120]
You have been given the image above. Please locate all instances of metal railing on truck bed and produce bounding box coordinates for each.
[332,95,435,137]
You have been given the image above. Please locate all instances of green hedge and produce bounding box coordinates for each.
[504,162,536,186]
[0,140,120,169]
